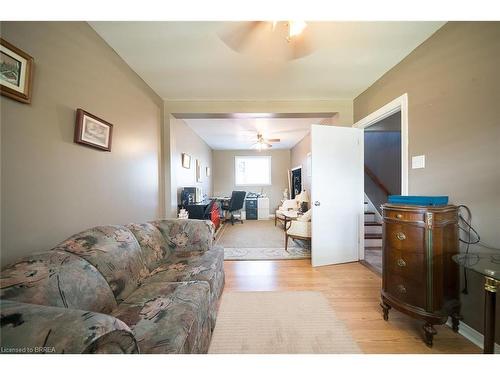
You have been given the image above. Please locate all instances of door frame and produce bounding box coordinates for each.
[353,93,408,196]
[353,93,409,261]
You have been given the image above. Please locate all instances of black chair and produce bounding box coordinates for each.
[222,191,246,225]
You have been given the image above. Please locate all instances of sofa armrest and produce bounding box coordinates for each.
[0,300,138,354]
[150,219,215,253]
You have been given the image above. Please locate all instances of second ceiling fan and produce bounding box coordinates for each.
[253,133,280,151]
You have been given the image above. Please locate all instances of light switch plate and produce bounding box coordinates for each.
[412,155,425,169]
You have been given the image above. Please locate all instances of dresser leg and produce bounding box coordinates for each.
[451,312,461,333]
[380,301,391,321]
[423,323,437,347]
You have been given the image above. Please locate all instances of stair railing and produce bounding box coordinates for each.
[364,165,391,197]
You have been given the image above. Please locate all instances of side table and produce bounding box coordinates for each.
[453,253,500,354]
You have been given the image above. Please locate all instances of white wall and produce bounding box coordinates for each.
[170,118,213,211]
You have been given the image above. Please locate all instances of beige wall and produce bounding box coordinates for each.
[212,149,291,212]
[170,117,213,210]
[290,133,312,196]
[354,22,500,340]
[0,22,163,266]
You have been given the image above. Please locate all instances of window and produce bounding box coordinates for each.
[235,156,271,186]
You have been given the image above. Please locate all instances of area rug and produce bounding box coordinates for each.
[208,291,362,354]
[215,220,310,260]
[224,247,311,260]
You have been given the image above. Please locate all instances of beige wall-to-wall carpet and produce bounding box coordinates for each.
[0,22,163,266]
[353,21,500,342]
[208,291,362,354]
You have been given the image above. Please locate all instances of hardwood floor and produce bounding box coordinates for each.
[223,259,480,354]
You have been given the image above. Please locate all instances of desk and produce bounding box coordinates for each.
[453,252,500,353]
[181,200,211,220]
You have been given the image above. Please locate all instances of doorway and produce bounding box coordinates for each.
[353,93,409,273]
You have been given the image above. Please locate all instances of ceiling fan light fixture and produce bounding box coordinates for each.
[287,21,307,41]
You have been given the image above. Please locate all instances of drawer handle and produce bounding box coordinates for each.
[396,232,406,241]
[396,213,403,219]
[397,284,407,294]
[397,258,407,267]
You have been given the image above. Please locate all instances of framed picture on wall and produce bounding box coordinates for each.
[182,153,191,169]
[196,159,202,182]
[0,38,34,104]
[74,109,113,151]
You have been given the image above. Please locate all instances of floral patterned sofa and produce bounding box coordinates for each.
[0,219,224,354]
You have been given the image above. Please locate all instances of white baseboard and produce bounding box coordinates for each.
[446,318,500,353]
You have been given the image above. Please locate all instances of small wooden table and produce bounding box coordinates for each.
[453,253,500,354]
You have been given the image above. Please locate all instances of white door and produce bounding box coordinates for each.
[311,125,364,267]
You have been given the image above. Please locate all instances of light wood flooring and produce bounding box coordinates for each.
[223,260,480,354]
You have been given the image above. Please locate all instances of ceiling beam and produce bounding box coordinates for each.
[172,112,337,119]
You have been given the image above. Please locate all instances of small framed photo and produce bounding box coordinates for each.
[182,153,191,169]
[0,38,34,104]
[196,159,202,182]
[206,167,211,177]
[74,109,113,151]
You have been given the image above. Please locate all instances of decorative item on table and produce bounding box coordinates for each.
[0,38,34,104]
[181,153,191,169]
[297,190,310,213]
[74,109,113,151]
[178,208,188,219]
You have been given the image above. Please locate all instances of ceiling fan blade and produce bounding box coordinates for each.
[218,21,264,53]
[266,138,281,142]
[289,32,314,60]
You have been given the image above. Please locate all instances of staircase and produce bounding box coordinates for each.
[364,202,382,249]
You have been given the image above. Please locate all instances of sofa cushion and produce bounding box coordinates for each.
[112,281,211,354]
[144,246,224,324]
[149,219,214,253]
[126,223,171,271]
[0,300,137,354]
[54,225,149,303]
[0,250,117,313]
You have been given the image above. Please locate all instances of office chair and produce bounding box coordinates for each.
[222,191,246,225]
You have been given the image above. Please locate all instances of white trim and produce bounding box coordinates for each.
[353,93,409,195]
[446,318,500,353]
[354,94,409,261]
[291,165,302,172]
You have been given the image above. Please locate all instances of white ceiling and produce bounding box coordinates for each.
[89,21,444,100]
[183,117,326,150]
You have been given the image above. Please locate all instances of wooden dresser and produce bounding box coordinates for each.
[380,203,461,346]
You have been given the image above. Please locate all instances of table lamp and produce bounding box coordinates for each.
[297,190,309,212]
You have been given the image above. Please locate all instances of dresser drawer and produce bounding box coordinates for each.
[384,223,425,251]
[383,209,425,223]
[385,273,426,309]
[385,246,425,283]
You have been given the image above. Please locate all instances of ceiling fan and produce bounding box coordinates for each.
[218,21,314,61]
[253,133,280,151]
